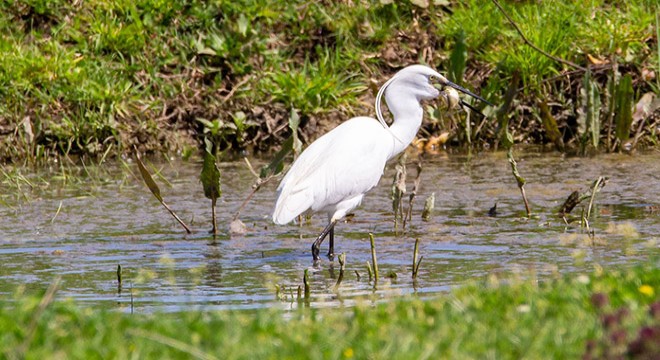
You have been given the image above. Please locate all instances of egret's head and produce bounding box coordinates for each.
[396,64,492,103]
[391,64,443,101]
[375,64,492,128]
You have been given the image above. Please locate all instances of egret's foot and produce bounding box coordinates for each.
[311,243,321,262]
[327,248,335,261]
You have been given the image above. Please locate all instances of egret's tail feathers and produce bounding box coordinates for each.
[272,187,313,225]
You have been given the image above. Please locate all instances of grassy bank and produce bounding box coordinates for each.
[1,261,658,359]
[0,0,658,163]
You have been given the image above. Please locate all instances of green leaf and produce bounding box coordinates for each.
[201,149,221,201]
[260,136,293,179]
[614,74,634,143]
[197,118,222,137]
[237,14,249,37]
[496,72,519,151]
[288,107,300,132]
[209,34,227,55]
[196,118,214,129]
[204,138,213,154]
[136,154,163,203]
[577,70,601,149]
[589,85,602,149]
[449,31,467,85]
[232,111,246,131]
[135,150,192,234]
[538,99,563,150]
[289,108,302,155]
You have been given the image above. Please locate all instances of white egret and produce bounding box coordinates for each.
[273,64,490,261]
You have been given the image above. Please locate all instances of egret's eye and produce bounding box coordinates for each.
[429,75,437,82]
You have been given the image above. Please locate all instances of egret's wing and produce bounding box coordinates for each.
[273,117,390,224]
[272,126,336,224]
[311,128,389,212]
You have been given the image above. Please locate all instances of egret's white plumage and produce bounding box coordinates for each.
[273,64,489,261]
[273,116,390,225]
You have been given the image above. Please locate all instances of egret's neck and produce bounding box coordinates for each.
[385,93,424,159]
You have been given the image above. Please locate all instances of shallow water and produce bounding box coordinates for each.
[1,150,658,312]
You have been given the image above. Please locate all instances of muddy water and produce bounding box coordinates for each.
[1,150,658,312]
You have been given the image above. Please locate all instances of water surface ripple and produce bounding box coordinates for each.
[1,151,658,311]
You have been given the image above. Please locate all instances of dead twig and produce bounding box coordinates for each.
[220,75,252,102]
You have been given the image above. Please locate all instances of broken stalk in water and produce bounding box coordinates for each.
[422,193,435,221]
[369,233,379,283]
[587,176,607,219]
[391,155,407,231]
[412,238,424,280]
[130,283,134,314]
[117,264,122,294]
[404,160,423,229]
[507,148,531,218]
[581,207,589,231]
[303,269,310,300]
[231,167,269,222]
[50,201,63,224]
[211,203,217,235]
[366,261,373,282]
[333,253,346,291]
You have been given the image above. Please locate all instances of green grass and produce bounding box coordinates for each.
[0,0,658,162]
[260,51,366,115]
[1,261,658,359]
[440,0,656,86]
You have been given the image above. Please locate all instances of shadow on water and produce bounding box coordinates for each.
[0,150,658,312]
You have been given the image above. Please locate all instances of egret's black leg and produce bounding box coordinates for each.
[327,226,335,259]
[311,219,337,262]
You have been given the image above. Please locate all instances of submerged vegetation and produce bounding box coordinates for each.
[1,261,658,359]
[0,0,658,163]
